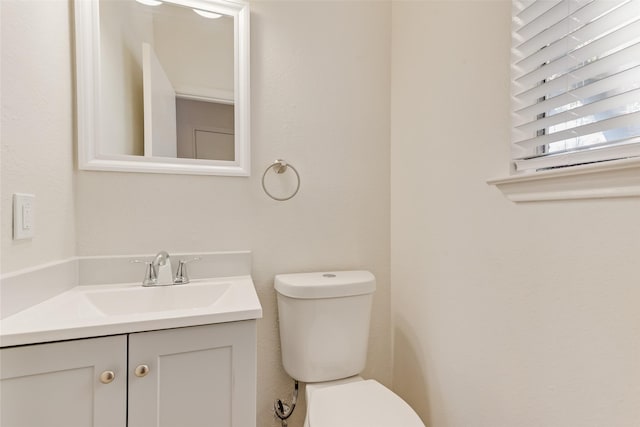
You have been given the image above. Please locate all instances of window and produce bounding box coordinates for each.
[511,0,640,173]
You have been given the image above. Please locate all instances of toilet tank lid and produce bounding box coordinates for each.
[274,271,375,299]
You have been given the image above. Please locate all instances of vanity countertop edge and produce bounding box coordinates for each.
[0,252,262,348]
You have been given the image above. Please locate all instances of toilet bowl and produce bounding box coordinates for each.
[304,377,424,427]
[275,271,425,427]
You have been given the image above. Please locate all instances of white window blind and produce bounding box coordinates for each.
[511,0,640,172]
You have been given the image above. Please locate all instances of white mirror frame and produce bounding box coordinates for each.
[75,0,250,176]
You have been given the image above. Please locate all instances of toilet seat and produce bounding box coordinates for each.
[307,379,424,427]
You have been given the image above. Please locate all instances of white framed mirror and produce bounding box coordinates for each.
[75,0,250,176]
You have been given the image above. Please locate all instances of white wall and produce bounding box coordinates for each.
[76,2,392,426]
[2,2,391,425]
[1,0,76,272]
[7,1,637,426]
[390,2,640,426]
[2,8,390,425]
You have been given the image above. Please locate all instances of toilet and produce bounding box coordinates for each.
[275,271,424,427]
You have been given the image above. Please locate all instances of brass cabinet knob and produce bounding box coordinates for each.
[135,364,150,377]
[99,370,115,384]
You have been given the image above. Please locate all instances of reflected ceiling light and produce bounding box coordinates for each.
[136,0,163,5]
[193,9,223,19]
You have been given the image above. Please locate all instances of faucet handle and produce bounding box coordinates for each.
[131,259,158,286]
[173,257,201,285]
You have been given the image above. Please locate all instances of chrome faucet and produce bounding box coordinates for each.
[132,251,200,286]
[151,251,173,286]
[152,251,170,271]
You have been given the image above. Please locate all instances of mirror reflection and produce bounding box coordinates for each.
[99,0,235,161]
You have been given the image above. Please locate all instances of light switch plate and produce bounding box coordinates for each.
[13,193,35,240]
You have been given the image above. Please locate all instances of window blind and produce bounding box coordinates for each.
[511,0,640,172]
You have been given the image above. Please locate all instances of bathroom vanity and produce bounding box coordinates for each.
[0,254,262,427]
[1,321,255,427]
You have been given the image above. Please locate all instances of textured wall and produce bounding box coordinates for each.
[75,2,392,426]
[2,2,391,425]
[1,0,76,272]
[390,2,640,426]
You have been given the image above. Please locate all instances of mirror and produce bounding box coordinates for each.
[75,0,250,176]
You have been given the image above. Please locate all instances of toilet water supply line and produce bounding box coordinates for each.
[274,380,299,426]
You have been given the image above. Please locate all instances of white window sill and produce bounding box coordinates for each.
[487,157,640,202]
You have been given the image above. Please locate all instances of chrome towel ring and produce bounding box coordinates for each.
[262,159,301,201]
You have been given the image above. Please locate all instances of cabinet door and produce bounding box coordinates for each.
[128,321,257,427]
[0,335,127,427]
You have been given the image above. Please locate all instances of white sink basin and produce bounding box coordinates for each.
[85,282,232,316]
[0,276,262,347]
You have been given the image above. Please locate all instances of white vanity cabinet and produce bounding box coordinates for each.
[0,321,257,427]
[0,335,128,427]
[128,321,257,427]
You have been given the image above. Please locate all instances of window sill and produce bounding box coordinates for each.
[487,157,640,202]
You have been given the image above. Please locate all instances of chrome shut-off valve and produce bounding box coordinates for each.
[274,380,298,427]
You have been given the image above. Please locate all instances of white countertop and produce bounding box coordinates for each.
[0,276,262,347]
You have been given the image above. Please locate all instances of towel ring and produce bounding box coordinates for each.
[262,159,300,201]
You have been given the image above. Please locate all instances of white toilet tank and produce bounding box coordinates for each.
[275,271,376,383]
